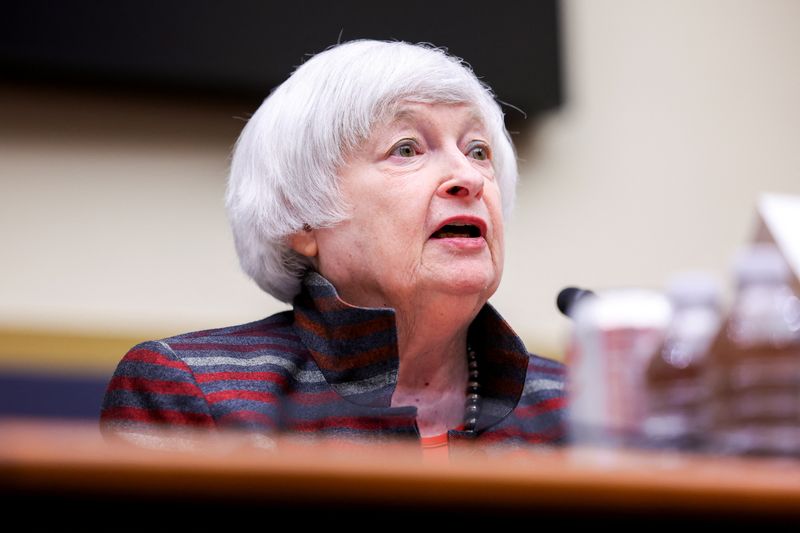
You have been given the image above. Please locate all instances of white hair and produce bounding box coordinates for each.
[226,40,519,302]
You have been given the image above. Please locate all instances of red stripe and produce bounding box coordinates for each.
[207,389,279,404]
[108,376,204,397]
[124,348,188,371]
[195,371,288,386]
[295,312,393,341]
[167,342,293,353]
[528,424,567,444]
[513,397,566,419]
[101,406,214,426]
[288,389,341,406]
[288,416,415,432]
[309,344,395,372]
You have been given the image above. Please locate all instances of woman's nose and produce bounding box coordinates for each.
[436,152,485,201]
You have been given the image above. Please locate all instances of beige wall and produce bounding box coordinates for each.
[500,0,800,355]
[2,0,800,362]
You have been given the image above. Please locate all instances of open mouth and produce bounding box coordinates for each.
[430,222,484,239]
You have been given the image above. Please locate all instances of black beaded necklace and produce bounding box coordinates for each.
[463,344,480,433]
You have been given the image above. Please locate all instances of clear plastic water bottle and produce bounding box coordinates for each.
[643,272,722,450]
[567,288,672,448]
[706,244,800,456]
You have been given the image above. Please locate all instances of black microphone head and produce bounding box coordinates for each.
[556,287,595,318]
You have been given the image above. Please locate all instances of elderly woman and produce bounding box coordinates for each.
[100,40,566,452]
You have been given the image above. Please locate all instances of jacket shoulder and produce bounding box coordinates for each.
[523,352,567,397]
[158,311,301,359]
[100,311,302,439]
[526,352,566,378]
[517,352,568,442]
[163,311,296,342]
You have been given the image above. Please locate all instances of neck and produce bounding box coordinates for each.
[389,294,483,437]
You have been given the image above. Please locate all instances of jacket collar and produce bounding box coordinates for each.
[292,271,529,433]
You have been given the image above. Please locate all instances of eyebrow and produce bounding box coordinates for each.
[389,104,487,130]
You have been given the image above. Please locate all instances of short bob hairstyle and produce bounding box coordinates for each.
[226,39,518,302]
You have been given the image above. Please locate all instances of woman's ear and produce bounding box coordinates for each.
[288,226,318,258]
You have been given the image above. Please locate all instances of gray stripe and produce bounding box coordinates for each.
[523,378,564,395]
[181,355,325,383]
[332,370,397,397]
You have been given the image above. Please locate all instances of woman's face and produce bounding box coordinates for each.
[312,102,504,309]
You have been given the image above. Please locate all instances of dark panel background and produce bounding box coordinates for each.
[0,372,108,419]
[0,0,562,123]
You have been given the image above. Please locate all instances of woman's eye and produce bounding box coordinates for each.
[391,142,418,158]
[469,144,490,161]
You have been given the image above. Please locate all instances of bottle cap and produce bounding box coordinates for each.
[732,243,791,286]
[665,271,722,310]
[571,287,671,330]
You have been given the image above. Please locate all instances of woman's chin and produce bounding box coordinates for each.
[426,267,501,298]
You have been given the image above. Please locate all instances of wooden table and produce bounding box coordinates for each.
[2,418,799,526]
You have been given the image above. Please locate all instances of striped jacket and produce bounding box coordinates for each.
[100,272,567,448]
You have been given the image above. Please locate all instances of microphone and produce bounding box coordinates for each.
[556,286,595,318]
